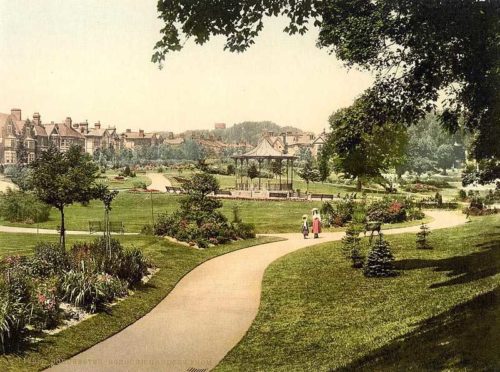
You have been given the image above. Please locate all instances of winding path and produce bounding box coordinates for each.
[146,173,172,192]
[48,210,466,372]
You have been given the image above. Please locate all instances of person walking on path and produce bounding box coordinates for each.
[301,215,309,239]
[312,215,321,238]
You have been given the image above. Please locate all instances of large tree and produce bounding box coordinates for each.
[153,0,499,181]
[29,145,100,248]
[324,97,407,190]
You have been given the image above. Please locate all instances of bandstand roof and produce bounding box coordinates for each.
[232,138,297,160]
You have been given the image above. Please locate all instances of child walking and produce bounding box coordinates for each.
[301,215,309,239]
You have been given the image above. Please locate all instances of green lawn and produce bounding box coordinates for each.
[0,193,429,234]
[0,233,148,258]
[1,234,282,372]
[98,173,151,190]
[216,214,500,371]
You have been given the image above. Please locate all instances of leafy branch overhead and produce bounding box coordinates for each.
[153,0,499,167]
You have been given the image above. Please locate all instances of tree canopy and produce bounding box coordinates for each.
[28,145,101,247]
[153,0,499,179]
[324,96,407,190]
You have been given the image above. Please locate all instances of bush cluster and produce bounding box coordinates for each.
[0,238,151,353]
[0,189,51,224]
[153,173,255,247]
[321,196,424,227]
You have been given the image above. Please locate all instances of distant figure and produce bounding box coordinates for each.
[312,215,321,239]
[301,215,309,239]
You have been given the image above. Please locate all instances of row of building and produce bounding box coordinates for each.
[0,109,170,164]
[0,108,326,164]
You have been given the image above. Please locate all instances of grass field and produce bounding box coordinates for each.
[216,214,500,371]
[0,192,431,234]
[0,233,147,258]
[0,234,281,371]
[98,173,151,190]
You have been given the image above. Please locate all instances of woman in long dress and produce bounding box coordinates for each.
[312,215,321,238]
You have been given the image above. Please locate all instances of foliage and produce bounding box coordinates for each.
[247,164,260,180]
[416,224,432,250]
[364,235,398,278]
[30,242,68,278]
[297,158,320,192]
[153,1,499,184]
[28,145,100,248]
[436,144,455,174]
[462,159,500,186]
[154,173,255,245]
[3,165,31,191]
[324,97,407,190]
[68,238,150,286]
[60,269,127,313]
[29,277,60,331]
[0,286,30,353]
[0,189,51,223]
[341,223,364,268]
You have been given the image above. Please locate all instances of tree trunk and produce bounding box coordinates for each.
[59,207,65,249]
[356,178,362,191]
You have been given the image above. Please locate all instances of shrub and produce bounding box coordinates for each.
[364,235,398,277]
[60,268,127,313]
[233,222,256,239]
[29,277,60,330]
[133,180,148,189]
[0,189,51,223]
[118,248,150,285]
[341,223,364,268]
[68,238,150,286]
[0,288,30,353]
[416,223,432,250]
[30,242,68,278]
[458,189,467,201]
[154,173,254,245]
[0,257,34,353]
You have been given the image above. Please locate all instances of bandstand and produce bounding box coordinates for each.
[231,138,297,196]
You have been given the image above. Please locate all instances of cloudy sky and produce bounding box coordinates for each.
[0,0,373,134]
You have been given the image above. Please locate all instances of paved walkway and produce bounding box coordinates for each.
[48,210,466,372]
[146,173,172,192]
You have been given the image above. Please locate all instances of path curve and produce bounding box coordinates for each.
[146,173,172,192]
[49,210,466,372]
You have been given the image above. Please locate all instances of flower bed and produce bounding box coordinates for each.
[0,238,152,354]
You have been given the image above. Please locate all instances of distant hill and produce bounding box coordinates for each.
[180,121,303,146]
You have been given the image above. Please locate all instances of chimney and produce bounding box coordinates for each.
[139,129,144,136]
[65,117,72,127]
[79,122,88,134]
[281,132,288,154]
[126,129,131,133]
[33,112,41,125]
[94,121,101,129]
[11,108,21,121]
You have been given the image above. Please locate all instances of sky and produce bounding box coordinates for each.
[0,0,373,134]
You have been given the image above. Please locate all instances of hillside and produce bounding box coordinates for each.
[180,121,303,146]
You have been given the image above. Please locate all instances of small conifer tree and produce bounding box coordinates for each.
[341,223,364,268]
[416,223,432,249]
[364,234,398,277]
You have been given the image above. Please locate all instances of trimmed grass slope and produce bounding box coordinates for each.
[0,235,281,372]
[217,215,500,371]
